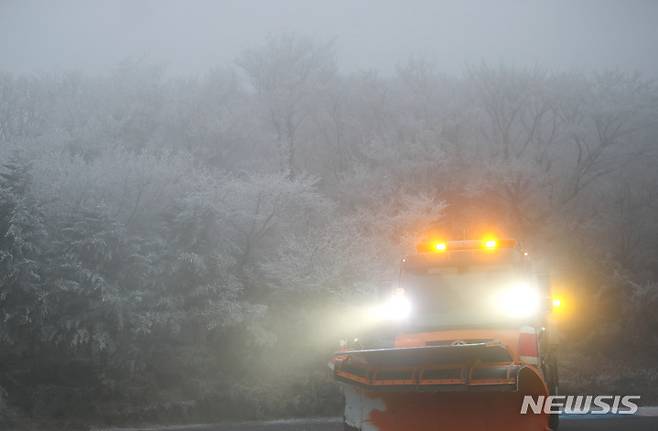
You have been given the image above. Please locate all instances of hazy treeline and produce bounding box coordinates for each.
[1,35,658,426]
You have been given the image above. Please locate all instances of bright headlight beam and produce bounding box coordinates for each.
[494,282,540,319]
[383,292,412,320]
[368,289,412,322]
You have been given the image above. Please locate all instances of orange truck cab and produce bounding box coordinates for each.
[332,239,560,431]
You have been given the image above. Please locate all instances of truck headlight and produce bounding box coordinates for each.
[369,288,412,321]
[383,289,412,320]
[493,283,541,319]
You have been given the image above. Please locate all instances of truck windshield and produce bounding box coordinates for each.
[400,266,541,328]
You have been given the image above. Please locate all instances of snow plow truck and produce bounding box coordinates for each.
[331,237,560,431]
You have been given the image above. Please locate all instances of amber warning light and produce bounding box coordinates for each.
[483,239,497,250]
[417,237,516,253]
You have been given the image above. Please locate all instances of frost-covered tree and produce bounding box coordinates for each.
[0,158,47,348]
[238,34,336,179]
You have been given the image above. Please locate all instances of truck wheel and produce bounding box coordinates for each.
[343,417,359,431]
[543,352,560,430]
[546,374,560,430]
[549,412,560,430]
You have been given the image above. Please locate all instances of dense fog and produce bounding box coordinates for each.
[3,0,658,76]
[1,1,658,429]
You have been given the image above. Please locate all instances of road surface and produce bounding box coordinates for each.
[100,415,658,431]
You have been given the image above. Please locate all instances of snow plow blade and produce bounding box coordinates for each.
[334,342,525,391]
[336,343,551,431]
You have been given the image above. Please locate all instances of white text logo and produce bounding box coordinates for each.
[520,395,640,415]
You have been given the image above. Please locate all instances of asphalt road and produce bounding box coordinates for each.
[102,416,658,431]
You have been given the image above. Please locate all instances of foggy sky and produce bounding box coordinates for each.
[1,0,657,77]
